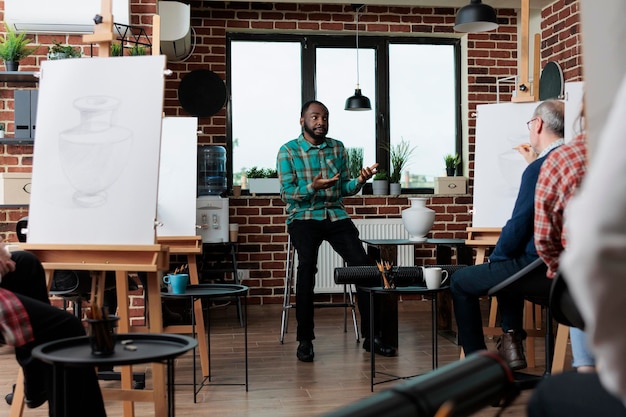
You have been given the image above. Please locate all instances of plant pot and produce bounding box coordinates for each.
[5,61,19,71]
[402,197,435,242]
[248,178,280,194]
[389,182,401,195]
[0,131,5,139]
[372,180,388,195]
[446,167,456,176]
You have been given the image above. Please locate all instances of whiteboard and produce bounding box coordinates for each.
[27,56,166,244]
[156,117,198,237]
[472,102,540,227]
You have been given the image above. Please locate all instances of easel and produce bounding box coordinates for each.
[155,236,210,377]
[511,0,540,103]
[19,244,170,417]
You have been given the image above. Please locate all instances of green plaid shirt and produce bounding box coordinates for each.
[277,134,363,224]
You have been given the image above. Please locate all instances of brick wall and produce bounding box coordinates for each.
[0,1,582,307]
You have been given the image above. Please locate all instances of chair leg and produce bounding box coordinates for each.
[347,284,359,342]
[280,235,295,344]
[9,368,24,417]
[543,309,555,376]
[551,323,570,374]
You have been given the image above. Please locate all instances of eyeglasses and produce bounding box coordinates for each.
[526,118,537,130]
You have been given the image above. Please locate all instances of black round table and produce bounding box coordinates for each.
[32,333,197,417]
[161,283,249,401]
[365,285,450,392]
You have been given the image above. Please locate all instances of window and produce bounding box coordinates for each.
[228,34,461,192]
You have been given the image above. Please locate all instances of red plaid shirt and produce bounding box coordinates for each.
[0,287,34,347]
[534,134,587,277]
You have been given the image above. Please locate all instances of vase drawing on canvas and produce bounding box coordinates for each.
[59,96,132,207]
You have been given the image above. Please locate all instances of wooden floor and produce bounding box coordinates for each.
[0,300,571,417]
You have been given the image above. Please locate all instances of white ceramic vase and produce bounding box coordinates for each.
[402,197,435,242]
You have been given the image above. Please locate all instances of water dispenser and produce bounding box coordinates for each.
[197,145,227,197]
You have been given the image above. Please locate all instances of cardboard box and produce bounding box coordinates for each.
[435,176,467,195]
[0,173,32,205]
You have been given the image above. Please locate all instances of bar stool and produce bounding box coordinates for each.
[279,234,359,343]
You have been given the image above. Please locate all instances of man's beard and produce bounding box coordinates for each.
[303,124,327,143]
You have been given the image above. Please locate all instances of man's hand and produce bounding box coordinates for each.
[514,144,537,164]
[358,163,379,184]
[313,172,340,190]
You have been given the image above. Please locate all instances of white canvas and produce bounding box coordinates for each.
[156,117,198,237]
[27,56,166,245]
[472,102,539,228]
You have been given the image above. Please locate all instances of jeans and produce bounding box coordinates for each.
[570,327,595,368]
[288,218,373,342]
[450,255,548,354]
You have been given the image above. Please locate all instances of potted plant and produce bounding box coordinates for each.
[245,166,280,194]
[0,22,37,71]
[372,170,389,195]
[346,147,364,179]
[110,42,123,57]
[129,44,147,56]
[385,138,416,194]
[444,153,460,176]
[47,41,81,60]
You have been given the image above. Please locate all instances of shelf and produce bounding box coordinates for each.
[0,71,39,83]
[0,138,34,145]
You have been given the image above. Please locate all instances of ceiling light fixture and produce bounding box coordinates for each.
[345,4,371,111]
[454,0,499,33]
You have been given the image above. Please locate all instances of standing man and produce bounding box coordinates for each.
[277,100,394,362]
[450,100,565,370]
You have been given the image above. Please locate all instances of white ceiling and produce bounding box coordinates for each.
[224,1,554,10]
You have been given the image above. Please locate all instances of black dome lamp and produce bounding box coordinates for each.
[454,0,499,33]
[345,4,371,111]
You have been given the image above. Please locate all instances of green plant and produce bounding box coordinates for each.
[245,167,278,178]
[384,138,416,184]
[129,44,147,56]
[110,42,123,57]
[0,22,37,62]
[444,153,461,169]
[373,170,388,181]
[48,41,81,59]
[0,123,5,131]
[346,147,364,179]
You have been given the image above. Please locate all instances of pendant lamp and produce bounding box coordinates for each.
[345,4,371,111]
[454,0,498,33]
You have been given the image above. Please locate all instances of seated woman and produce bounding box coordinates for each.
[0,246,106,417]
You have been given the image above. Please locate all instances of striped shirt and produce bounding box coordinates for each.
[0,287,34,347]
[277,134,362,224]
[534,134,587,277]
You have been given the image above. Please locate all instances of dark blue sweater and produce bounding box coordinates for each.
[489,154,547,262]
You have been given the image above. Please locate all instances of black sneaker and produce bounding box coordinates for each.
[296,340,314,362]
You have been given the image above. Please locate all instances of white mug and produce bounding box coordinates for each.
[423,267,449,289]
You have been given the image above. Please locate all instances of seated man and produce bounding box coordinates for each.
[450,100,565,370]
[0,244,107,416]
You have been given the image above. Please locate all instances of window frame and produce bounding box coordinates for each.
[226,33,462,194]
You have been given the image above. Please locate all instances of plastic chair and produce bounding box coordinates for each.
[279,234,359,344]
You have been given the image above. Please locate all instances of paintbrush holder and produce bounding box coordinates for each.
[86,315,119,356]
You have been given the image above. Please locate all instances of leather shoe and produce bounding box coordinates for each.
[297,340,314,362]
[496,330,527,371]
[363,337,397,357]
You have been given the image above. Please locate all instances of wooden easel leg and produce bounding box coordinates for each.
[115,270,136,417]
[9,368,25,417]
[188,254,210,377]
[146,271,167,416]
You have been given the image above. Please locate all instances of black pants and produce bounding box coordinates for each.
[528,372,626,417]
[2,251,107,417]
[288,218,374,342]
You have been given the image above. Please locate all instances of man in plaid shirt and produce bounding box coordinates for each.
[277,100,393,362]
[0,245,106,416]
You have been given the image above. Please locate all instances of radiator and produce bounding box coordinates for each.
[294,218,414,293]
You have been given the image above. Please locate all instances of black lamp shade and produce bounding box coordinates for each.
[454,0,498,33]
[345,88,372,111]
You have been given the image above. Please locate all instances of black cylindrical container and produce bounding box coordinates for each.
[197,145,227,196]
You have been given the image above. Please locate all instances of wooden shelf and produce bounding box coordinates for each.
[0,71,38,83]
